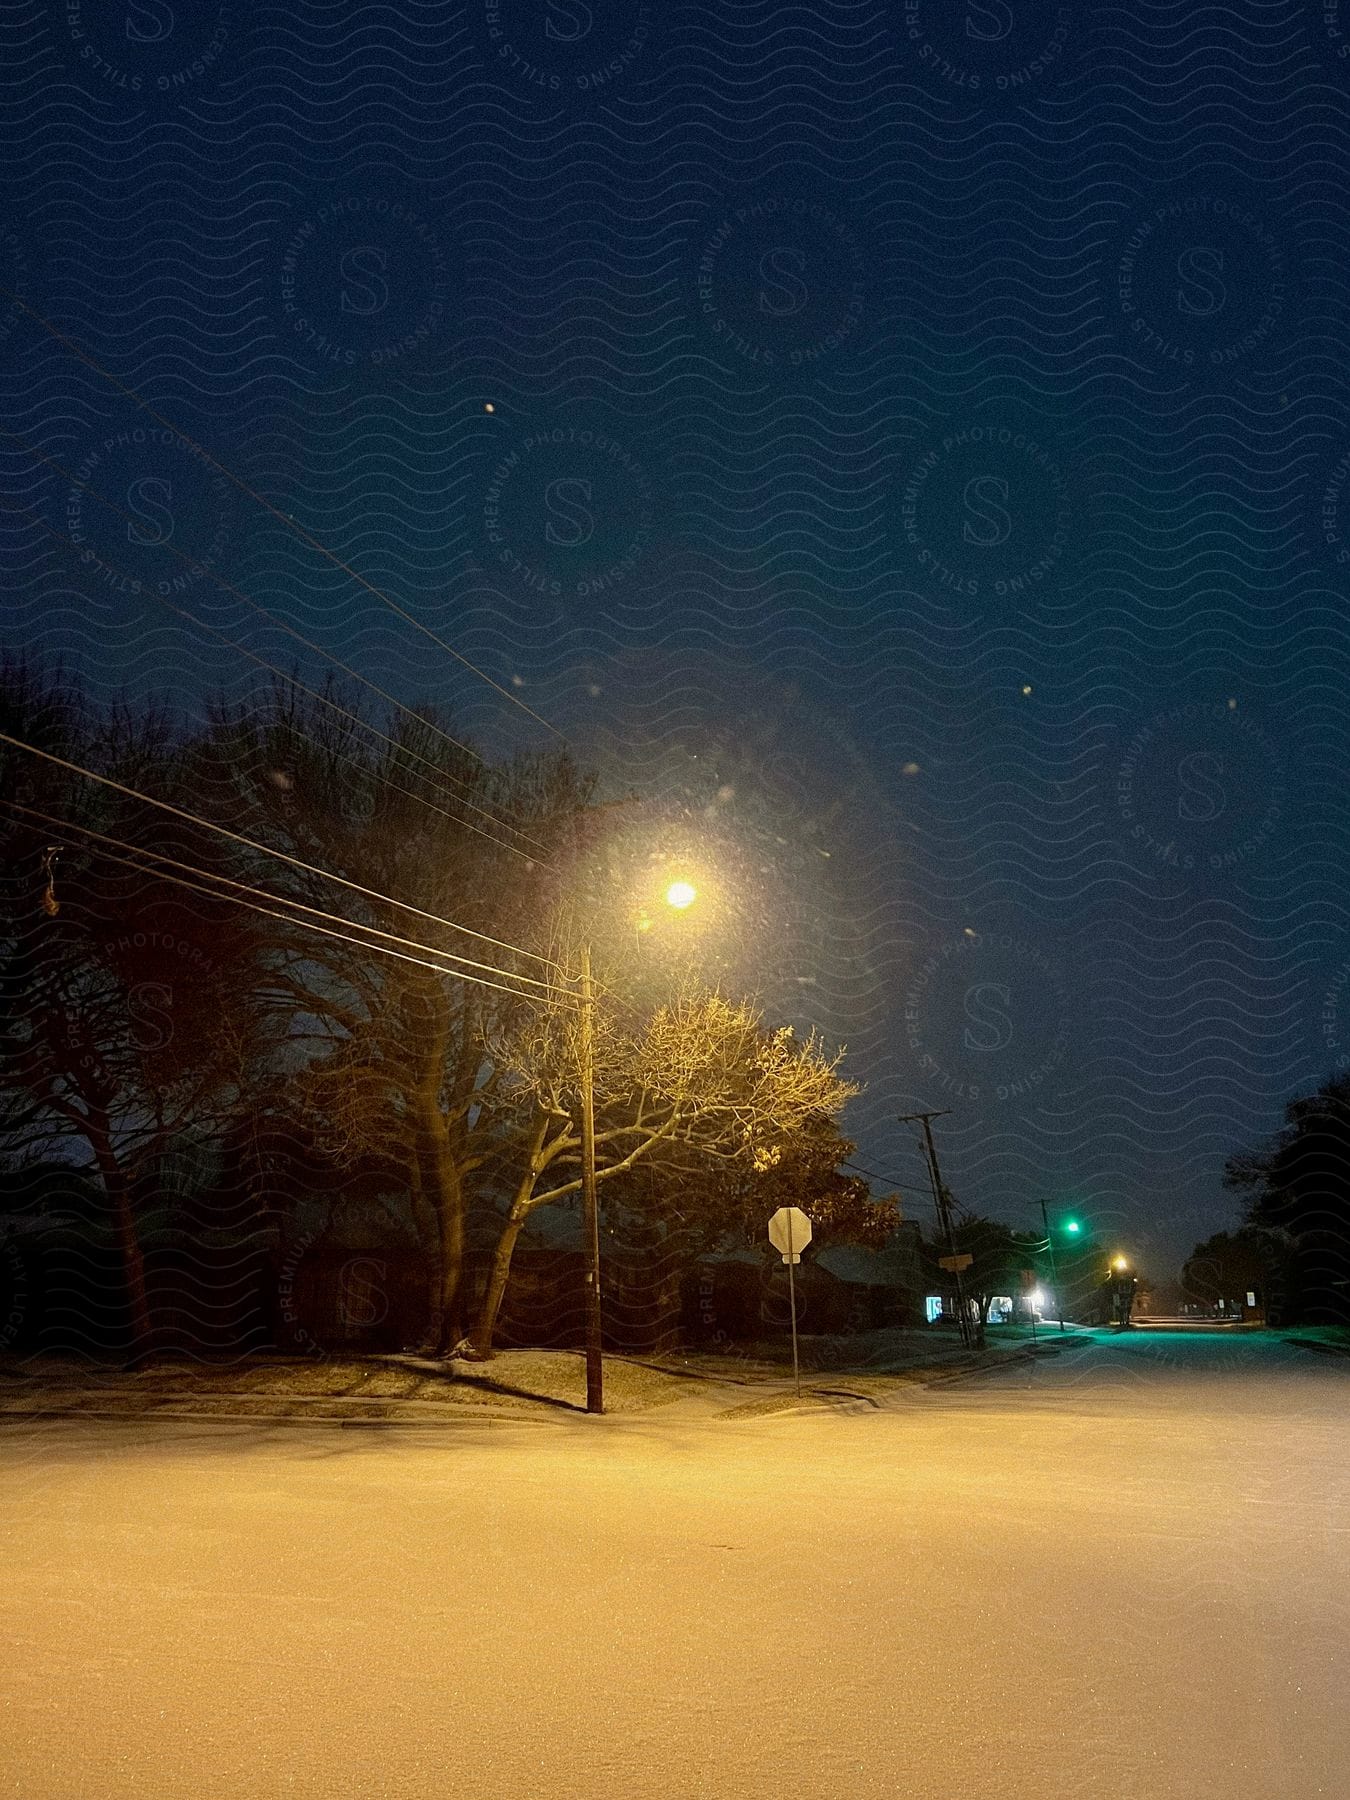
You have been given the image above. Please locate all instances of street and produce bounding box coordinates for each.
[2,1329,1345,1798]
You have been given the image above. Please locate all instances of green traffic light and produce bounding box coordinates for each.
[1065,1219,1082,1234]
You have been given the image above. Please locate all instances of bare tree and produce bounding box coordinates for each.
[0,665,265,1351]
[196,679,590,1350]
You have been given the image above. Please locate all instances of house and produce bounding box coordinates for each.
[684,1221,928,1345]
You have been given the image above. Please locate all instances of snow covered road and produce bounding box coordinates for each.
[2,1329,1345,1798]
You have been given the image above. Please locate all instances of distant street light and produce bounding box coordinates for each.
[1108,1255,1137,1328]
[665,879,697,910]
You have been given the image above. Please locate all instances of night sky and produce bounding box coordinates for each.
[4,1,1349,1277]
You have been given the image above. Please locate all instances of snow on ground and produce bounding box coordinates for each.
[0,1326,1049,1423]
[1,1329,1346,1799]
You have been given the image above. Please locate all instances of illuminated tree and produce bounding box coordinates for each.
[460,987,858,1357]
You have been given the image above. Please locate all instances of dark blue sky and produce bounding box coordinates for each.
[4,1,1349,1275]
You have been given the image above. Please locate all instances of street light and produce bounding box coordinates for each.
[578,873,703,1415]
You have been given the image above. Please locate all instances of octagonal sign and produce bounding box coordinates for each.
[768,1206,812,1263]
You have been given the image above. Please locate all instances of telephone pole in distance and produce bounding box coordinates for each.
[899,1110,979,1349]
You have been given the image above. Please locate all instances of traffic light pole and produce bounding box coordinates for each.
[1039,1197,1066,1333]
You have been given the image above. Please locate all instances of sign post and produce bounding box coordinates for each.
[767,1206,812,1397]
[936,1252,973,1332]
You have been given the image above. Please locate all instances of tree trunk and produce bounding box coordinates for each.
[460,1112,552,1360]
[405,1153,443,1353]
[435,1184,464,1354]
[91,1139,153,1358]
[416,1112,465,1356]
[403,982,468,1356]
[462,1207,528,1359]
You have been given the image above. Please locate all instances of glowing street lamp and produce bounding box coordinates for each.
[665,879,697,910]
[1108,1255,1137,1328]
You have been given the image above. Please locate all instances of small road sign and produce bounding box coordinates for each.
[768,1206,812,1263]
[938,1252,973,1272]
[767,1207,811,1396]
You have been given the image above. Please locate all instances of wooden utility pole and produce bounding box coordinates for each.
[578,942,603,1414]
[900,1109,977,1349]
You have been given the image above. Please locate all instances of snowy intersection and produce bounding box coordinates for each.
[1,1329,1345,1799]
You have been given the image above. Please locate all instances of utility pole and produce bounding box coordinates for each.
[900,1110,977,1350]
[578,942,603,1414]
[1038,1198,1066,1333]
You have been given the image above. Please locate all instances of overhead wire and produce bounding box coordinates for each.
[0,303,621,1007]
[0,287,561,739]
[0,728,570,980]
[4,806,574,1008]
[841,1158,944,1226]
[2,798,578,1002]
[0,435,554,861]
[0,495,550,870]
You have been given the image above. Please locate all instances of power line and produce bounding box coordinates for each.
[0,288,561,739]
[12,816,544,1004]
[2,799,577,1002]
[5,807,572,1008]
[0,494,550,870]
[841,1159,941,1229]
[842,1159,923,1201]
[0,728,566,978]
[0,439,554,862]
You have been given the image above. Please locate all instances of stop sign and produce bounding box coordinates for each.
[768,1206,812,1263]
